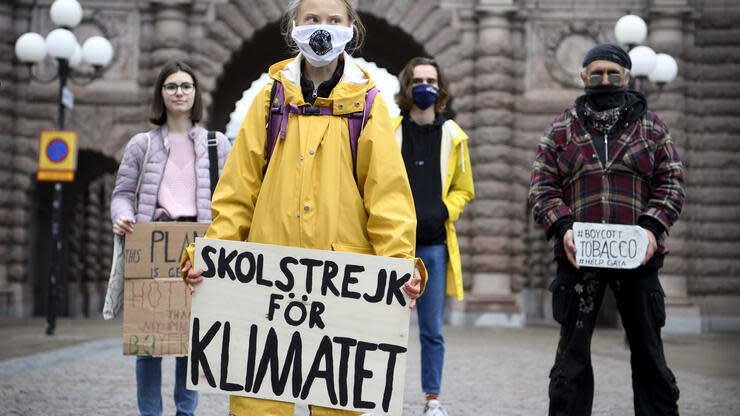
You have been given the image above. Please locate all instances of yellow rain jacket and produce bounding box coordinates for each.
[182,53,426,277]
[393,115,474,300]
[181,53,425,270]
[181,53,427,415]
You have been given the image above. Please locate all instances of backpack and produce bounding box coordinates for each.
[265,80,379,180]
[207,130,220,197]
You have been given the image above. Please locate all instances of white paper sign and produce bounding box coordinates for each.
[573,222,648,269]
[189,238,414,415]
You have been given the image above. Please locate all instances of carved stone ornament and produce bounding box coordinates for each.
[542,22,604,88]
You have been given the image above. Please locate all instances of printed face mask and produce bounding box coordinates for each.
[412,84,439,110]
[291,24,354,67]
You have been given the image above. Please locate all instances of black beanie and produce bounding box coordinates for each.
[582,42,632,70]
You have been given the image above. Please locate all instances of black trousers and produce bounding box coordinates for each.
[548,256,680,416]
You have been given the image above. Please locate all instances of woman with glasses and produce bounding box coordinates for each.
[110,60,231,416]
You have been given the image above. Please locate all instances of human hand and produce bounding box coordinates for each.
[563,229,579,269]
[641,229,657,265]
[113,216,135,235]
[402,265,422,309]
[182,260,204,294]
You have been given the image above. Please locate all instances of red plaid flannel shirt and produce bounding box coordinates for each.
[528,105,686,259]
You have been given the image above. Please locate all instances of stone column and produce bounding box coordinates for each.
[0,2,13,136]
[6,1,49,317]
[141,1,192,87]
[686,0,740,332]
[450,0,522,326]
[445,5,478,324]
[647,1,701,333]
[152,1,190,50]
[0,1,16,315]
[189,0,228,122]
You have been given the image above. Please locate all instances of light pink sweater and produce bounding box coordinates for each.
[154,133,196,220]
[111,124,231,225]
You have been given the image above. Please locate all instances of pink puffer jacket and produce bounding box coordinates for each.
[110,123,231,224]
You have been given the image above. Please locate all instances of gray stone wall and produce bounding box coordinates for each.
[2,0,738,331]
[681,0,740,331]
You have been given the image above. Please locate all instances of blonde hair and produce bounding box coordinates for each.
[281,0,366,55]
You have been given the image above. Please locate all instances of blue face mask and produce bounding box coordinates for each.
[412,84,438,110]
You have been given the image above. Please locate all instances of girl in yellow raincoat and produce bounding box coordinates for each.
[180,0,425,415]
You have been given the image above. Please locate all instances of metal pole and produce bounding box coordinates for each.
[46,58,69,336]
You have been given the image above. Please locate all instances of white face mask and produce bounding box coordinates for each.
[291,24,354,67]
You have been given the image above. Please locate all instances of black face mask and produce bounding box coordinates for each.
[584,84,628,111]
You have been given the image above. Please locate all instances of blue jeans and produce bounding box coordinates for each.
[415,244,448,395]
[136,355,198,416]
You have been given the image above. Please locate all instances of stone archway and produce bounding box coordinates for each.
[196,1,501,323]
[195,1,478,313]
[196,0,483,307]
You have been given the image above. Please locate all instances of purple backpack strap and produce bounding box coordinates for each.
[265,83,379,179]
[347,86,379,176]
[265,81,285,168]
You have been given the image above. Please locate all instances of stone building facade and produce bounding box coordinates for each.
[2,0,738,332]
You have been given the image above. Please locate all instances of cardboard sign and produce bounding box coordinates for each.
[573,222,648,269]
[189,238,414,415]
[123,222,209,356]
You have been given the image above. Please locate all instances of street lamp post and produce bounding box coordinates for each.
[613,13,678,349]
[614,14,678,95]
[14,0,113,335]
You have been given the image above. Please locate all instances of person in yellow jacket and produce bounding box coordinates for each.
[179,1,425,415]
[393,57,475,416]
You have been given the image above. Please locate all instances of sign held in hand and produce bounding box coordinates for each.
[122,222,209,356]
[573,222,648,269]
[189,238,414,416]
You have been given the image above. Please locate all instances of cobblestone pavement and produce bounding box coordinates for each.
[1,318,739,415]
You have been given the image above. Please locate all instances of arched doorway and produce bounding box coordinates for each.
[31,150,119,317]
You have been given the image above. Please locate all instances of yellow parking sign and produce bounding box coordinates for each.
[37,130,77,182]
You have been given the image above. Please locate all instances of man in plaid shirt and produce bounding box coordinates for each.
[528,43,685,416]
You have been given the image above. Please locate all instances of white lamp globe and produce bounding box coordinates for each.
[629,45,657,77]
[82,36,113,67]
[50,0,83,28]
[649,53,678,84]
[69,43,83,68]
[45,28,78,60]
[615,14,648,46]
[15,32,47,63]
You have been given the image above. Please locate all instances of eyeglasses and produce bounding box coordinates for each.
[588,73,624,85]
[162,82,195,95]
